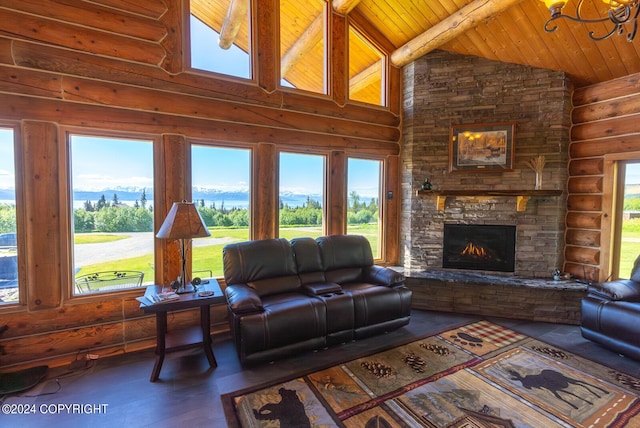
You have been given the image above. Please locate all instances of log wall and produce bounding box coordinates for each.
[0,0,402,370]
[567,73,640,282]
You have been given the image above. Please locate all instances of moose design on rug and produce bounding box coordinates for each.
[507,368,610,410]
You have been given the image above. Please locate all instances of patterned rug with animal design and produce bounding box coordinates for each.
[223,320,640,427]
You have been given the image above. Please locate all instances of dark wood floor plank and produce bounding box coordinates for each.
[2,310,638,427]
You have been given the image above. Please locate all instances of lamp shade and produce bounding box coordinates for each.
[156,200,211,240]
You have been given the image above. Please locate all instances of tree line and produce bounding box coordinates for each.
[0,190,380,234]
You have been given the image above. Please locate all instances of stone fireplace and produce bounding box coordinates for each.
[442,224,516,272]
[400,50,572,279]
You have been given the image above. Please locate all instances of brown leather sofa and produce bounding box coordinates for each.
[223,235,412,365]
[581,257,640,361]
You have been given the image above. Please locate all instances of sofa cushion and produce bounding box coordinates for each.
[223,238,300,296]
[241,292,327,352]
[325,267,364,284]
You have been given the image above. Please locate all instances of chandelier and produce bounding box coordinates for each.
[540,0,640,41]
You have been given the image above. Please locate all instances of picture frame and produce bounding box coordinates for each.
[449,122,515,173]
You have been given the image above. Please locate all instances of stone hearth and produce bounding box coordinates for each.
[407,270,587,324]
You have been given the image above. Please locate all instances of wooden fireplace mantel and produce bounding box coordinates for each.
[415,189,563,211]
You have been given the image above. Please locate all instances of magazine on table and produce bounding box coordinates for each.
[136,291,180,305]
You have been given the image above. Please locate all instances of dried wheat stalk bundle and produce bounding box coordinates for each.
[526,155,546,173]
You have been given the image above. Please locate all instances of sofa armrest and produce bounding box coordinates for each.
[588,279,640,302]
[301,282,342,296]
[362,265,405,287]
[225,284,264,315]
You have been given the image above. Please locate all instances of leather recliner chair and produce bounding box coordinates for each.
[581,256,640,361]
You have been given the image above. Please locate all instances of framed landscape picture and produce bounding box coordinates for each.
[449,122,515,172]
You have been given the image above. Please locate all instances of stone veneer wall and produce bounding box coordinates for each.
[401,50,572,278]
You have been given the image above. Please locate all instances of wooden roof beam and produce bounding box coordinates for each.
[391,0,524,67]
[333,0,362,15]
[349,60,382,94]
[219,0,248,49]
[281,14,324,77]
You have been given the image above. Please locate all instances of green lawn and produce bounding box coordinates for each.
[619,234,640,278]
[76,225,380,289]
[74,225,640,290]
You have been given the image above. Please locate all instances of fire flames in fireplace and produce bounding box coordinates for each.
[461,241,491,259]
[443,224,516,272]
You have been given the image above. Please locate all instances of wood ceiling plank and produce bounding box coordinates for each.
[503,4,560,70]
[357,0,412,46]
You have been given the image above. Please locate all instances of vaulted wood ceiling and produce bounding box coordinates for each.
[193,0,640,104]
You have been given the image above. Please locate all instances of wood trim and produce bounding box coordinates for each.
[253,143,278,239]
[331,11,348,107]
[255,0,277,93]
[23,121,62,310]
[327,150,347,235]
[157,134,188,286]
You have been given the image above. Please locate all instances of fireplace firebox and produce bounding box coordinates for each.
[442,224,516,272]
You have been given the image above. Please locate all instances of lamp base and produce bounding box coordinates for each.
[175,283,196,294]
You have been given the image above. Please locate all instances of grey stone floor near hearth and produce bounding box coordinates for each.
[3,309,639,427]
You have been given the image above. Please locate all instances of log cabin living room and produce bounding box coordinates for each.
[2,0,640,426]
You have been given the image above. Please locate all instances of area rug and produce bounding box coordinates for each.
[222,320,640,427]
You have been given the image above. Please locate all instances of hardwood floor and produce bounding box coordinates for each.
[3,310,640,427]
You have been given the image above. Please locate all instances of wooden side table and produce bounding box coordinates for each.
[139,279,226,382]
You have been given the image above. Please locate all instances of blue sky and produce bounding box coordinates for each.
[0,129,15,190]
[0,16,381,200]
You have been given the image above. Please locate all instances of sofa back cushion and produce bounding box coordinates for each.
[317,235,374,268]
[317,235,373,283]
[223,238,300,296]
[291,237,326,284]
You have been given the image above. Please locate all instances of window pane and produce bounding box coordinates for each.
[190,0,251,79]
[192,145,250,278]
[0,128,17,304]
[279,152,325,239]
[279,0,326,93]
[347,158,381,258]
[70,135,154,295]
[349,26,385,106]
[619,162,640,279]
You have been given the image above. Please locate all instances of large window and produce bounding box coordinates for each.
[191,145,251,278]
[347,158,382,258]
[70,135,154,295]
[349,25,385,106]
[279,152,325,239]
[613,161,640,279]
[279,0,327,93]
[190,0,251,79]
[0,128,18,305]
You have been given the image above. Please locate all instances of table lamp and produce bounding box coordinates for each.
[156,200,210,293]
